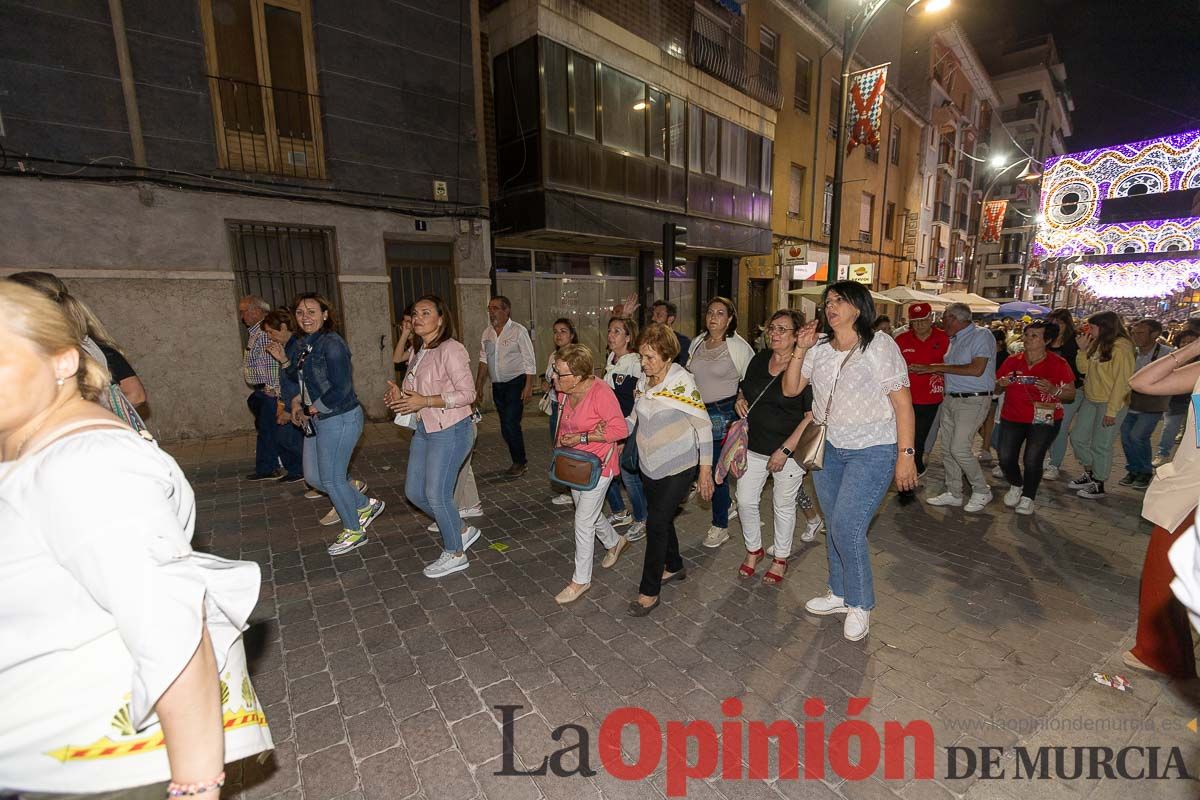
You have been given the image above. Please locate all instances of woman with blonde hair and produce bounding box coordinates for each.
[0,281,272,796]
[550,343,630,604]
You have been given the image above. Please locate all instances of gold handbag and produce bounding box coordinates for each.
[795,350,854,471]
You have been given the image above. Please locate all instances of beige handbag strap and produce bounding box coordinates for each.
[816,349,856,426]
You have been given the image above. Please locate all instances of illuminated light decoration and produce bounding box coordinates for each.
[1034,129,1200,258]
[1070,259,1200,299]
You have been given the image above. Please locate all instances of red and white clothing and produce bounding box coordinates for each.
[895,327,949,405]
[556,379,629,477]
[996,352,1075,423]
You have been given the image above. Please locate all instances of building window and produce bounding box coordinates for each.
[599,64,647,155]
[703,111,719,175]
[865,144,879,163]
[788,163,806,217]
[669,96,686,166]
[822,177,834,235]
[794,53,811,113]
[688,105,702,172]
[202,0,325,178]
[230,222,338,318]
[543,39,568,134]
[759,26,778,66]
[828,80,841,138]
[648,88,667,160]
[569,51,596,140]
[885,202,896,239]
[760,138,773,192]
[720,119,747,185]
[860,192,875,242]
[889,125,901,165]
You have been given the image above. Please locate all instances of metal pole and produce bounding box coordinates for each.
[1049,257,1062,309]
[825,14,854,287]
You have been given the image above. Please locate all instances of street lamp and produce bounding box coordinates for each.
[826,0,951,286]
[969,156,1040,296]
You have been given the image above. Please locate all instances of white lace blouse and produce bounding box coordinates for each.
[802,334,911,449]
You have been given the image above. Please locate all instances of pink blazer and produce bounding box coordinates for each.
[403,340,476,431]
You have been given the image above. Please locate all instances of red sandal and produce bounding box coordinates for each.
[761,558,788,585]
[738,548,764,578]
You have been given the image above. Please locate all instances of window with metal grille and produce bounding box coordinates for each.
[229,222,339,320]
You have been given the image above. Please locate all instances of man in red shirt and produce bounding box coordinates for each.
[895,303,950,488]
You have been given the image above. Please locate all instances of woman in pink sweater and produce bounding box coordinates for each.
[551,344,630,604]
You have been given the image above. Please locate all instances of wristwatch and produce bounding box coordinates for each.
[580,432,589,445]
[781,446,794,457]
[900,447,916,457]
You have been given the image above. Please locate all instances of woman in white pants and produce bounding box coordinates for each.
[732,310,817,584]
[549,344,631,604]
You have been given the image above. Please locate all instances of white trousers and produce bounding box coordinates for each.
[572,475,620,585]
[736,451,807,559]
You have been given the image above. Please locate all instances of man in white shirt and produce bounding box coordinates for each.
[476,295,536,476]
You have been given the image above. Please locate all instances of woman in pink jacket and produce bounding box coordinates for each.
[385,295,478,578]
[550,343,630,604]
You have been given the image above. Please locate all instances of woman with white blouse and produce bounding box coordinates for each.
[0,281,272,797]
[603,317,648,542]
[782,281,918,641]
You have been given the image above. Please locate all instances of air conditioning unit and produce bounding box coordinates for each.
[286,150,307,167]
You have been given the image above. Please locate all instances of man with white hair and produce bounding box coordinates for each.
[239,294,291,481]
[911,302,997,511]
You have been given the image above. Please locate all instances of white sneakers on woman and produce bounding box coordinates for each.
[805,590,870,640]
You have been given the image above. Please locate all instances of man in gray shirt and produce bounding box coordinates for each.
[912,302,997,511]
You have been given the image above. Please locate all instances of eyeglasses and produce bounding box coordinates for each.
[766,325,795,335]
[552,368,577,379]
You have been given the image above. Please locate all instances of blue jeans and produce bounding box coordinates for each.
[248,390,301,476]
[1121,409,1161,476]
[493,376,528,466]
[1158,412,1186,459]
[307,405,367,531]
[605,464,647,522]
[706,398,737,528]
[1048,392,1083,468]
[811,443,895,610]
[276,417,303,477]
[406,417,475,552]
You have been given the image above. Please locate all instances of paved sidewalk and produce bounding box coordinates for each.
[169,412,1200,800]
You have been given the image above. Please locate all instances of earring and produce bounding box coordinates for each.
[56,377,65,386]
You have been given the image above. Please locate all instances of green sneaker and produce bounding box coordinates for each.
[357,498,385,530]
[328,528,367,556]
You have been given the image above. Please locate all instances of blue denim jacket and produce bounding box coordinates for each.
[283,331,359,418]
[279,336,302,408]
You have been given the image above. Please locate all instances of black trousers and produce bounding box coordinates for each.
[998,418,1062,501]
[638,466,696,597]
[913,402,941,475]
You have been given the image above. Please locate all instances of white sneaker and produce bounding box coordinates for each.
[551,494,574,506]
[423,551,468,578]
[926,492,963,507]
[1003,485,1023,507]
[460,504,484,519]
[1015,497,1035,515]
[991,465,1005,479]
[1043,464,1060,481]
[608,511,632,527]
[805,590,849,616]
[727,501,739,521]
[461,526,481,550]
[844,608,871,641]
[800,516,823,543]
[626,521,647,542]
[702,525,730,548]
[964,491,992,512]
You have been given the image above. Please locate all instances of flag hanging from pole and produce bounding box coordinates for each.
[845,64,889,155]
[981,200,1008,243]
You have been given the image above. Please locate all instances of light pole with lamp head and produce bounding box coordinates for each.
[826,0,951,286]
[969,154,1040,296]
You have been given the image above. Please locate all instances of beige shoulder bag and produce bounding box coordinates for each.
[794,349,854,471]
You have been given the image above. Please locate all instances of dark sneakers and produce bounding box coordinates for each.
[1131,474,1153,490]
[1077,480,1106,499]
[506,463,528,477]
[245,469,285,481]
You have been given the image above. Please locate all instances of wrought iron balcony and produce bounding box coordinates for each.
[690,11,782,109]
[208,75,324,179]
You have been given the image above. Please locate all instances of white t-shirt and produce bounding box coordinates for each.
[802,334,911,449]
[0,428,272,793]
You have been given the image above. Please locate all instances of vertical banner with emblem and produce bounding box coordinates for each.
[981,200,1008,243]
[845,64,889,155]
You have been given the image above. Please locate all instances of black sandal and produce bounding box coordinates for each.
[661,568,688,586]
[626,597,660,617]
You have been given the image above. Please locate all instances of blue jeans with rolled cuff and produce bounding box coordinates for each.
[306,405,367,531]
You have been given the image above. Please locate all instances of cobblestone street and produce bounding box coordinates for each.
[172,413,1200,800]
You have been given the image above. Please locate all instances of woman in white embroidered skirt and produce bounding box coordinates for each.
[0,281,272,798]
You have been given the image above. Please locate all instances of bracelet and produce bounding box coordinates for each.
[167,771,225,797]
[1170,351,1180,364]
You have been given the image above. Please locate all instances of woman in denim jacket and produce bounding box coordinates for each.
[284,294,384,555]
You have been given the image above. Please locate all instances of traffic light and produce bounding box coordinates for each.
[663,222,687,275]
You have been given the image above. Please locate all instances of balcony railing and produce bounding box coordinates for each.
[957,159,973,182]
[690,11,782,109]
[209,75,323,179]
[935,202,951,224]
[983,252,1027,266]
[857,230,872,244]
[937,144,954,166]
[954,212,969,231]
[1001,101,1042,125]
